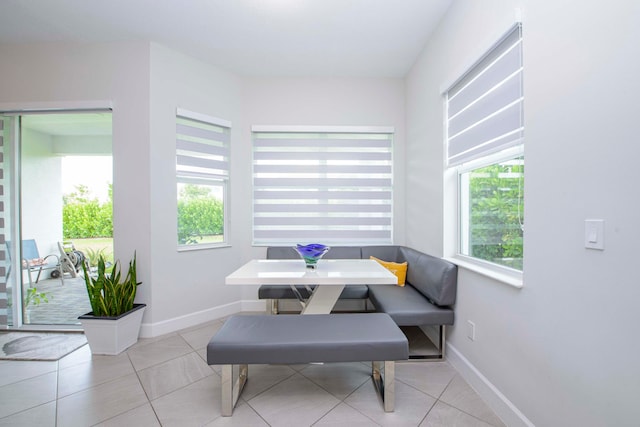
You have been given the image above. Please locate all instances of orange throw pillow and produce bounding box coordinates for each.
[370,256,408,286]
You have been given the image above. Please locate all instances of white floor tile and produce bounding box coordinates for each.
[196,346,209,363]
[345,378,437,427]
[0,360,57,387]
[0,372,57,419]
[56,373,148,427]
[395,361,458,399]
[315,402,381,426]
[57,352,135,397]
[151,375,222,427]
[94,403,161,427]
[420,401,494,427]
[127,334,193,371]
[247,373,340,427]
[180,321,224,350]
[299,361,371,400]
[57,342,93,369]
[439,375,505,427]
[240,364,297,401]
[203,401,269,426]
[128,332,179,352]
[138,351,215,400]
[0,401,56,427]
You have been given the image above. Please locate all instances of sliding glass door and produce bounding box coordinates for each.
[0,110,112,328]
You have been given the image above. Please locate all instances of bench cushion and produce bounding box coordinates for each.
[207,313,408,365]
[258,284,369,300]
[368,285,454,326]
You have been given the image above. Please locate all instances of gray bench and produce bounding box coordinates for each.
[207,313,409,415]
[258,245,457,360]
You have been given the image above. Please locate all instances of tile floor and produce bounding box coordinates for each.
[0,314,505,427]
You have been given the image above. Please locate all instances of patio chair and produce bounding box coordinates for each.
[7,239,65,287]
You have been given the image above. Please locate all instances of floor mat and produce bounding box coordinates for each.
[0,332,87,361]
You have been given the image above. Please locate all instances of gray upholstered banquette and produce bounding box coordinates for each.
[258,245,458,359]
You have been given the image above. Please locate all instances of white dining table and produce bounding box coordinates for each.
[225,259,397,314]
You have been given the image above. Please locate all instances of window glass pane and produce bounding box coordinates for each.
[460,156,524,270]
[177,181,224,246]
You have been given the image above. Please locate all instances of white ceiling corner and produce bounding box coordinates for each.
[0,0,453,77]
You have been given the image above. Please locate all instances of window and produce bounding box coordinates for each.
[252,126,394,245]
[176,109,230,248]
[446,24,524,271]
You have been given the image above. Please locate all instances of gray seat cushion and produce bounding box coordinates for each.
[368,285,454,326]
[266,246,361,260]
[207,313,408,365]
[258,284,369,300]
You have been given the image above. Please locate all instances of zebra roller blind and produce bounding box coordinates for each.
[176,109,230,183]
[447,24,523,166]
[252,126,394,245]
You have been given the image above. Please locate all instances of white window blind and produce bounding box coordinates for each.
[252,127,394,245]
[176,110,230,183]
[447,24,523,166]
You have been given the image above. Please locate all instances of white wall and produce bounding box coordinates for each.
[146,44,248,333]
[20,128,62,256]
[405,0,640,425]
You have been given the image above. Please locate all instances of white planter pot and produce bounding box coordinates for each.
[79,304,146,355]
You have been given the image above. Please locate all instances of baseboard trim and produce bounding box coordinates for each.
[446,344,535,427]
[139,300,266,338]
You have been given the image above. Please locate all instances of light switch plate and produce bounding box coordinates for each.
[584,219,604,250]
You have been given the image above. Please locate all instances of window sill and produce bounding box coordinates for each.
[444,256,523,289]
[178,243,231,252]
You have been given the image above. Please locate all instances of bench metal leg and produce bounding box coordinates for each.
[408,325,446,361]
[267,299,279,315]
[372,361,395,412]
[221,364,248,416]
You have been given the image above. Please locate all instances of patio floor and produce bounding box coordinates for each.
[14,276,92,326]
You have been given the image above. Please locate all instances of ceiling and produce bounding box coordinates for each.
[0,0,453,77]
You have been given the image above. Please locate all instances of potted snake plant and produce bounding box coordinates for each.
[78,252,145,355]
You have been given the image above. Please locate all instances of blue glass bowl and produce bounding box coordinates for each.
[294,244,330,269]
